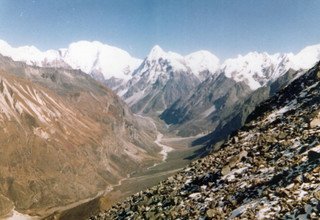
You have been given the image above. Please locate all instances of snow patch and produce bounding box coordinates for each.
[201,105,216,118]
[267,99,298,122]
[125,89,146,106]
[229,200,258,219]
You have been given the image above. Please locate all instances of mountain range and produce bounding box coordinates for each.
[2,40,320,90]
[1,39,320,219]
[2,39,320,142]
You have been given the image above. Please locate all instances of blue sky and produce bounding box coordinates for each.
[0,0,320,59]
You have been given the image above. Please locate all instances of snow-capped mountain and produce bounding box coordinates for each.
[2,38,320,93]
[129,45,220,83]
[120,45,220,114]
[62,41,142,80]
[120,43,320,116]
[0,39,62,66]
[185,50,220,81]
[135,45,188,83]
[289,44,320,70]
[221,44,320,90]
[161,44,320,137]
[119,45,221,114]
[222,52,292,90]
[0,39,142,83]
[2,38,320,120]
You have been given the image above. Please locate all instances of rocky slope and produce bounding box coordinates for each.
[160,73,252,137]
[92,62,320,219]
[161,68,302,140]
[0,55,161,218]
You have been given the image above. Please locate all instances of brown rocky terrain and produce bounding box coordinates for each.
[92,62,320,219]
[0,55,161,218]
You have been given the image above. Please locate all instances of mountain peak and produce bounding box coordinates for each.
[147,45,167,60]
[0,39,142,81]
[185,50,220,80]
[152,44,163,51]
[0,39,10,48]
[289,44,320,70]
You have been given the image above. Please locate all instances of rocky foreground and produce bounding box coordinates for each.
[91,63,320,219]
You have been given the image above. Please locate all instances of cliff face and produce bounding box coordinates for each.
[94,63,320,219]
[0,55,160,217]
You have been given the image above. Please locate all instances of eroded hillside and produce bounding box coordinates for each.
[0,55,161,218]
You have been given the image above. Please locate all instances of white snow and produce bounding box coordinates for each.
[125,89,146,106]
[143,45,220,81]
[139,45,188,85]
[229,200,258,219]
[63,41,142,80]
[256,200,280,220]
[120,46,220,104]
[267,99,298,122]
[2,38,320,94]
[0,39,142,81]
[201,105,216,118]
[188,192,201,199]
[222,167,248,181]
[222,52,292,90]
[222,44,320,90]
[297,189,308,200]
[33,127,50,140]
[289,44,320,70]
[185,50,220,80]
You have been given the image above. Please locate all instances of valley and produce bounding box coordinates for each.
[1,2,320,219]
[41,118,205,220]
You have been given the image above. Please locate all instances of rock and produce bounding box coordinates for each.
[308,150,320,161]
[278,132,287,140]
[0,195,14,217]
[310,117,320,128]
[314,191,320,200]
[206,209,215,218]
[221,166,231,176]
[145,211,155,218]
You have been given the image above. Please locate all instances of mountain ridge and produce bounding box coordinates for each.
[2,39,320,92]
